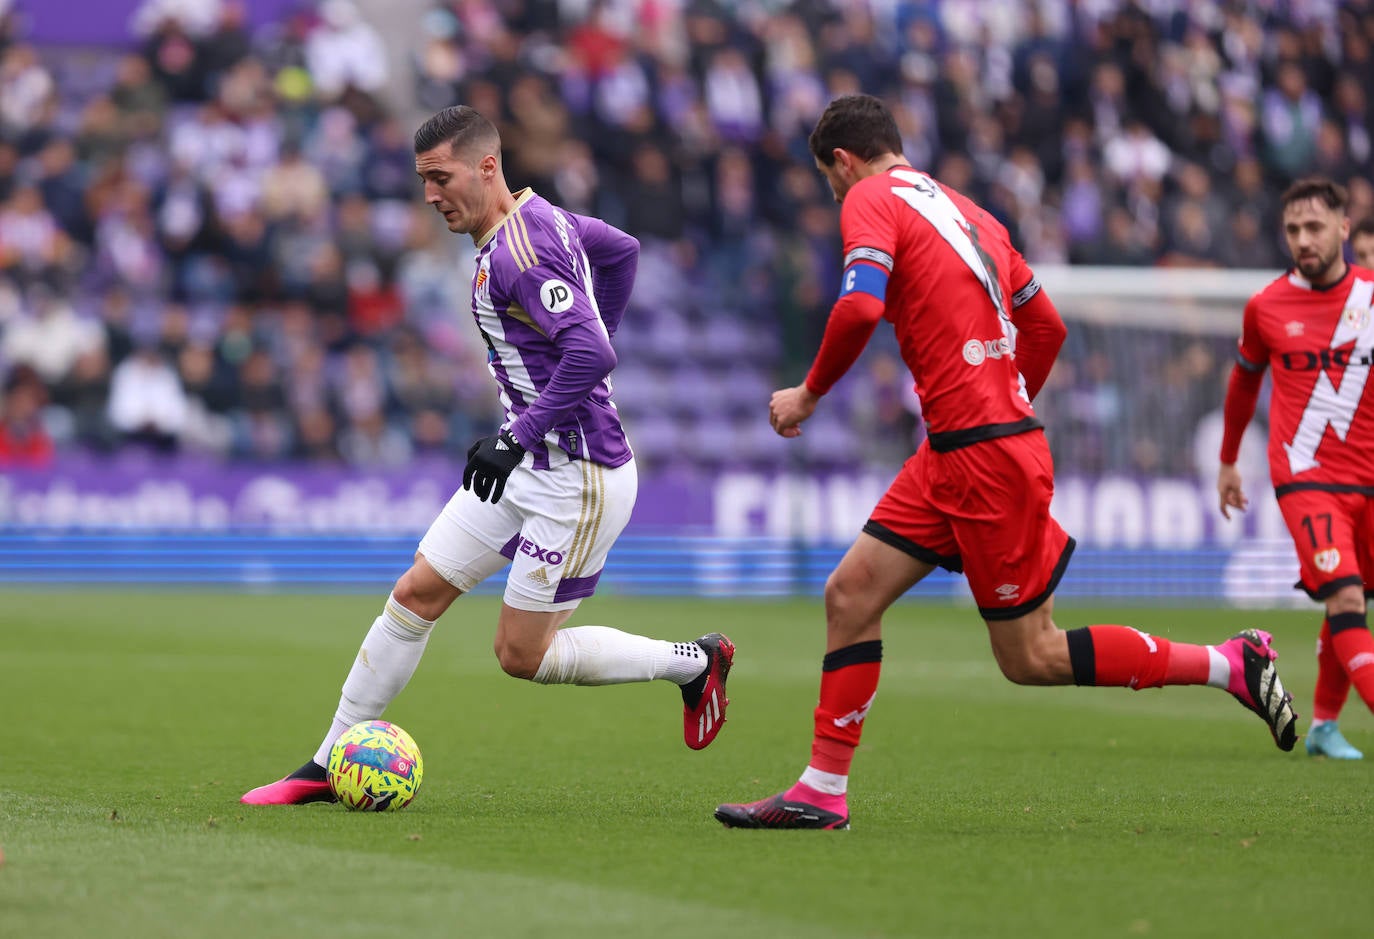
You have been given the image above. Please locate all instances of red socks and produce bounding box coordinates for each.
[1313,618,1352,721]
[1066,625,1213,689]
[808,640,882,776]
[1329,612,1374,714]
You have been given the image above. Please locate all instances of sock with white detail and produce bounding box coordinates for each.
[532,626,705,686]
[312,594,435,766]
[799,765,848,796]
[1205,646,1229,689]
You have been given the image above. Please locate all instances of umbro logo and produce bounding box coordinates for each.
[994,583,1020,601]
[1285,320,1305,337]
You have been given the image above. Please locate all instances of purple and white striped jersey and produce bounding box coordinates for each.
[470,189,637,470]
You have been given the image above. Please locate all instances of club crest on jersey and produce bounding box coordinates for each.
[1342,304,1370,330]
[540,278,574,313]
[475,260,491,302]
[1313,548,1342,573]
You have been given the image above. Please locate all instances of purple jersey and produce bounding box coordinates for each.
[471,190,634,469]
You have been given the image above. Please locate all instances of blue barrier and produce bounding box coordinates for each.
[0,529,1286,604]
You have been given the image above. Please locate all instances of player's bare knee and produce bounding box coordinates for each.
[1327,585,1367,616]
[994,639,1063,685]
[996,653,1047,685]
[393,555,459,621]
[492,636,543,680]
[824,567,875,623]
[391,568,430,616]
[991,645,1029,684]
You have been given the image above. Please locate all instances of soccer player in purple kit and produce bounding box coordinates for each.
[242,106,733,806]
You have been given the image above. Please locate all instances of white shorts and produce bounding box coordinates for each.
[417,455,637,612]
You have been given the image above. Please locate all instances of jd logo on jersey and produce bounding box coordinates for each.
[540,279,574,314]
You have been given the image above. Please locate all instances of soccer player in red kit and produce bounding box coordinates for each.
[1218,177,1374,761]
[715,94,1298,830]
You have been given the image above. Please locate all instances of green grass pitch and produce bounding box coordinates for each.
[2,590,1372,938]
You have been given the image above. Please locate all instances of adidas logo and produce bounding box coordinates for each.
[495,439,510,450]
[696,688,721,744]
[527,566,550,586]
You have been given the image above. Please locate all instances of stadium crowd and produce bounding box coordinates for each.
[2,0,1373,476]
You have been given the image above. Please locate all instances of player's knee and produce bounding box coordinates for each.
[995,653,1045,685]
[824,568,874,625]
[393,556,456,621]
[991,640,1059,685]
[1327,586,1367,616]
[492,635,543,680]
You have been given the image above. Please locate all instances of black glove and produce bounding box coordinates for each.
[463,430,525,504]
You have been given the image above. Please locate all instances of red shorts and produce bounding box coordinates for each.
[1276,488,1374,599]
[866,430,1074,619]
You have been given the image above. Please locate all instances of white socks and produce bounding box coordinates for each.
[309,614,703,764]
[533,626,705,686]
[313,594,435,766]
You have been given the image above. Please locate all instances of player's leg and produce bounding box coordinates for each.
[241,486,515,805]
[983,595,1297,750]
[955,432,1297,749]
[498,456,735,749]
[715,532,936,829]
[1280,490,1370,757]
[1311,615,1353,729]
[717,448,948,829]
[1307,591,1364,759]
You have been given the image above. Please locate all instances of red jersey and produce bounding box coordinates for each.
[836,168,1043,450]
[1237,266,1374,488]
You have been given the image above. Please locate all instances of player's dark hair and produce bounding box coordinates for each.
[413,105,500,158]
[808,94,904,167]
[1280,176,1348,213]
[1352,215,1374,240]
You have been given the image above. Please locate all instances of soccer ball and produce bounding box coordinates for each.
[327,720,423,812]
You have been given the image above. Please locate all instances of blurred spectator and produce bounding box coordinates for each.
[6,0,1374,478]
[1260,61,1322,181]
[0,364,54,467]
[259,141,329,222]
[106,343,187,451]
[1353,217,1374,269]
[0,186,74,288]
[1,287,101,383]
[109,54,168,141]
[50,346,114,450]
[305,0,388,101]
[0,44,54,139]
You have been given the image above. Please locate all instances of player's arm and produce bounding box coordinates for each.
[1217,297,1268,518]
[774,189,895,436]
[1007,270,1066,400]
[505,277,617,453]
[463,263,616,503]
[771,286,884,437]
[570,213,639,338]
